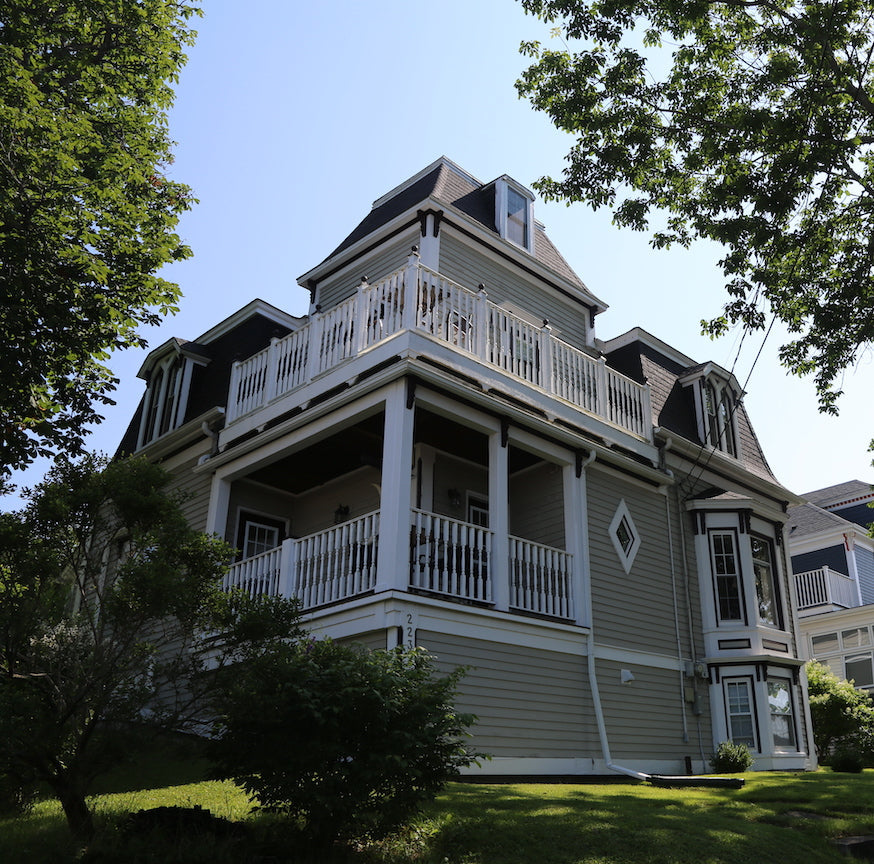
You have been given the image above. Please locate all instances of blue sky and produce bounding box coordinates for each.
[3,0,872,504]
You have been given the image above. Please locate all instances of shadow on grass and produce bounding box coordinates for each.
[418,777,862,864]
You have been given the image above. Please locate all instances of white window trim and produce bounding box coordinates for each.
[137,353,191,449]
[609,498,640,575]
[494,177,535,254]
[723,676,758,751]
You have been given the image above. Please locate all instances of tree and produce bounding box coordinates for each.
[0,1,199,475]
[0,454,237,841]
[209,637,481,849]
[805,660,874,760]
[517,0,874,411]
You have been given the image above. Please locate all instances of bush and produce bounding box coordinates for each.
[710,741,753,773]
[209,640,481,848]
[830,748,865,773]
[0,770,36,816]
[806,661,874,760]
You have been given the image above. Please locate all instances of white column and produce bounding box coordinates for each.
[564,460,591,626]
[205,472,232,540]
[418,214,440,270]
[375,381,415,593]
[489,429,510,611]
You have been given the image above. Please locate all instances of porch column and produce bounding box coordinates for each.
[564,457,592,627]
[205,472,232,540]
[375,380,415,593]
[489,428,510,611]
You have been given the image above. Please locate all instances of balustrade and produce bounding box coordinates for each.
[225,258,651,441]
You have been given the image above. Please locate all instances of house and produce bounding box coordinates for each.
[118,157,815,776]
[789,481,874,692]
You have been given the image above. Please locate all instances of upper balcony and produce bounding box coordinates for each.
[794,566,860,617]
[224,252,652,444]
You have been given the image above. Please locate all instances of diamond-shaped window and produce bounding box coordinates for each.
[609,499,640,574]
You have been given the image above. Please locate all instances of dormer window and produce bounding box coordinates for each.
[495,177,535,254]
[136,339,209,449]
[680,364,742,458]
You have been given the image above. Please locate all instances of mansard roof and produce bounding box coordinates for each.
[602,327,777,484]
[308,156,604,310]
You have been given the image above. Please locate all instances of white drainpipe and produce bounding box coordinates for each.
[578,448,650,782]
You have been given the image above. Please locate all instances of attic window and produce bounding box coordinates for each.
[495,177,534,254]
[137,353,190,448]
[680,365,742,459]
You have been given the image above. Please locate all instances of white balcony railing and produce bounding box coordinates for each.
[226,254,652,440]
[794,566,859,611]
[223,508,574,619]
[509,536,573,619]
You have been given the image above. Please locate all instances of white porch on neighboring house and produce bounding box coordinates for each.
[223,251,652,447]
[794,566,861,616]
[209,379,590,626]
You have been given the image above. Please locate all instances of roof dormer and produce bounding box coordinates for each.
[679,362,744,458]
[494,175,535,254]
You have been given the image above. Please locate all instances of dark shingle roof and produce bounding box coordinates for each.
[802,480,873,508]
[319,158,592,298]
[787,501,856,539]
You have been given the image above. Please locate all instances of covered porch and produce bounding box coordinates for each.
[213,381,586,622]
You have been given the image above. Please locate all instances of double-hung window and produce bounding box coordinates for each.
[710,530,744,622]
[751,535,782,628]
[725,679,756,748]
[767,678,797,749]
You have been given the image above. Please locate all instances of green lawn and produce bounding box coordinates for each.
[4,761,874,863]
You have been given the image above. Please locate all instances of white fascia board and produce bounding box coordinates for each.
[195,298,305,344]
[601,328,697,368]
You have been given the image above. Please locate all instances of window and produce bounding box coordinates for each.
[139,354,187,446]
[725,679,756,748]
[751,535,782,628]
[710,530,744,622]
[495,178,534,253]
[680,367,741,458]
[845,654,874,688]
[468,496,489,528]
[811,632,839,654]
[506,187,529,248]
[235,511,286,560]
[609,499,641,574]
[767,678,796,749]
[842,627,871,649]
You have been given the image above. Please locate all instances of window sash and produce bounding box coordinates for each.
[726,680,756,748]
[767,678,797,750]
[710,531,744,622]
[751,535,781,628]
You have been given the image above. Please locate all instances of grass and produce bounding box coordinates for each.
[4,756,874,863]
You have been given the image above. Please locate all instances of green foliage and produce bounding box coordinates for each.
[517,0,874,411]
[0,1,200,473]
[806,660,874,762]
[0,454,237,841]
[830,747,865,773]
[209,638,481,848]
[710,740,753,773]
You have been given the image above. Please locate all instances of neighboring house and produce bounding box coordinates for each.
[789,481,874,692]
[118,157,814,776]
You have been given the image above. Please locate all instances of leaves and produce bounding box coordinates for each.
[518,0,874,410]
[0,1,200,473]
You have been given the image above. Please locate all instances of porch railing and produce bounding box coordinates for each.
[409,509,492,603]
[226,255,652,440]
[794,566,859,610]
[223,508,575,620]
[509,536,573,619]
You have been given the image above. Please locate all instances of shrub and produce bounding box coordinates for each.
[710,741,753,773]
[209,640,481,848]
[0,771,36,816]
[830,748,865,773]
[806,661,874,760]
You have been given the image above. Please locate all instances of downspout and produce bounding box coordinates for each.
[664,437,709,770]
[579,448,650,782]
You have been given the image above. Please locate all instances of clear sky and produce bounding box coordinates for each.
[3,0,872,506]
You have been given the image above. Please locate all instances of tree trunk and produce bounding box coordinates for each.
[54,782,94,842]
